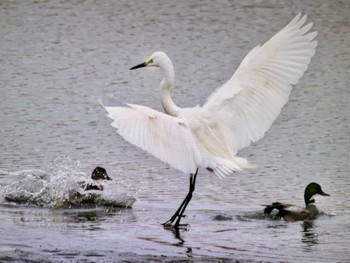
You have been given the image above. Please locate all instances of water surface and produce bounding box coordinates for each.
[1,0,349,262]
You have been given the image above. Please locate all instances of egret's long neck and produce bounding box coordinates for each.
[160,61,181,117]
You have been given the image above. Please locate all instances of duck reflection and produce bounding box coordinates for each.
[301,220,319,249]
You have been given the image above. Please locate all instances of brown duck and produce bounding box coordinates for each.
[264,182,330,222]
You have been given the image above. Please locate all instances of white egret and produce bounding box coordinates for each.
[101,13,317,229]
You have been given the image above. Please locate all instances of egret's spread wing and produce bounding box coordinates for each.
[102,103,199,174]
[204,14,317,153]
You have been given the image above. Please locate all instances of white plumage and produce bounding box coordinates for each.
[204,13,317,153]
[101,13,317,229]
[102,13,317,179]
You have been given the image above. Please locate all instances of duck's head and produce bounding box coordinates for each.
[304,182,330,205]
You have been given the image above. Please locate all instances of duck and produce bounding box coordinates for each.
[263,182,330,222]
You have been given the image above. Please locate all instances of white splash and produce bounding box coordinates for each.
[1,156,136,208]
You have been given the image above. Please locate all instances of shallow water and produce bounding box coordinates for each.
[1,0,349,262]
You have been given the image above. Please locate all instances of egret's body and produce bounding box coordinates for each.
[102,14,317,229]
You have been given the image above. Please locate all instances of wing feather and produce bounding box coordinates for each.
[103,104,200,174]
[203,14,317,153]
[102,103,250,177]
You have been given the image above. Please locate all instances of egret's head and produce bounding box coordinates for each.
[130,51,170,70]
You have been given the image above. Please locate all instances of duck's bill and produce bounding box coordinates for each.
[130,62,147,70]
[320,191,330,196]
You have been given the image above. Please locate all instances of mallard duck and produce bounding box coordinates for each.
[264,182,330,222]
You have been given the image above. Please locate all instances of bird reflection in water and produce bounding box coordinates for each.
[301,220,319,249]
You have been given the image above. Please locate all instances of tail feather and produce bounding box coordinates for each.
[263,202,284,214]
[213,156,253,178]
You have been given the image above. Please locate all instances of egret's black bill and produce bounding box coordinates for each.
[130,62,147,70]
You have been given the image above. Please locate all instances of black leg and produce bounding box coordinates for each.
[174,171,197,228]
[163,169,198,229]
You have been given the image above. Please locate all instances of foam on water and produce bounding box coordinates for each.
[1,156,136,208]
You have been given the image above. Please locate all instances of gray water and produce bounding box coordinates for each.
[1,0,349,262]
